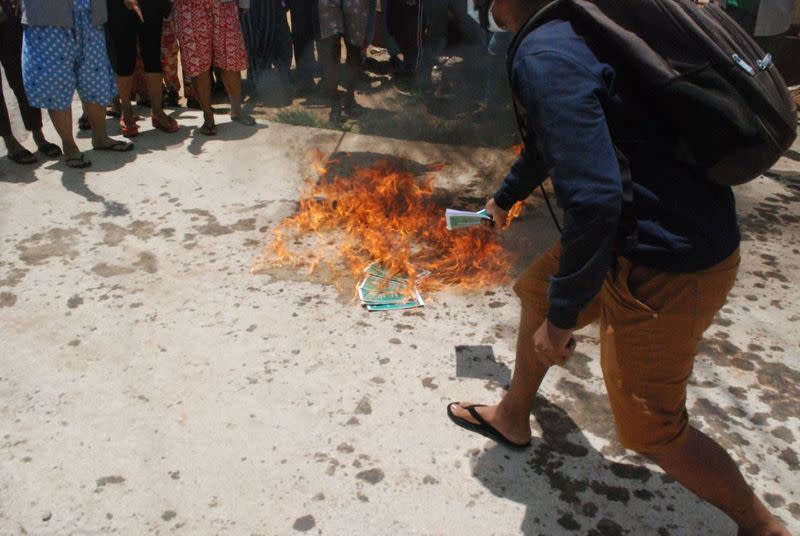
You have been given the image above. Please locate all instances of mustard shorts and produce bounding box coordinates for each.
[514,242,740,453]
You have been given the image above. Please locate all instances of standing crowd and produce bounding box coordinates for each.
[1,0,510,169]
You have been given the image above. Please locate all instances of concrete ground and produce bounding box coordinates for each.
[1,97,799,536]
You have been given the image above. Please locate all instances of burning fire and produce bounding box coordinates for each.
[252,154,524,297]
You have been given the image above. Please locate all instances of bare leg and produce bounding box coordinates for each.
[48,108,81,158]
[145,73,170,123]
[322,37,341,96]
[648,427,789,536]
[342,42,363,115]
[192,70,214,131]
[220,69,253,125]
[31,128,59,153]
[320,37,342,123]
[116,75,135,127]
[450,305,550,444]
[85,101,130,149]
[454,304,788,534]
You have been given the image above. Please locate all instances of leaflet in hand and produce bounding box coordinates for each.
[445,208,492,230]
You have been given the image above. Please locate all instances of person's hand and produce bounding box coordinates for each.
[485,197,508,228]
[124,0,144,22]
[532,319,576,367]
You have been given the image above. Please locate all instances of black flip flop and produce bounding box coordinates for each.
[447,403,532,450]
[7,148,37,165]
[64,153,91,169]
[231,114,255,126]
[199,122,217,136]
[37,142,63,158]
[93,140,134,152]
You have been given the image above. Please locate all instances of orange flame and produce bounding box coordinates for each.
[252,156,524,296]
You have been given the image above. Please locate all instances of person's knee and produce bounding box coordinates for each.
[615,417,689,459]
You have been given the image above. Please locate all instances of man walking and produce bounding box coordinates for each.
[446,0,790,534]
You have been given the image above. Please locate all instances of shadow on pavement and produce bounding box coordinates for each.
[455,345,511,386]
[783,149,800,163]
[183,108,268,156]
[0,156,48,184]
[60,169,129,217]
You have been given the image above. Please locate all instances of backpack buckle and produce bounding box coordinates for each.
[756,53,773,71]
[731,54,755,76]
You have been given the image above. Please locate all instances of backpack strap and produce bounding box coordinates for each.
[507,4,565,232]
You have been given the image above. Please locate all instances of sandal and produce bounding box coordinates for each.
[64,153,91,169]
[37,142,63,158]
[119,116,139,138]
[199,121,217,136]
[447,403,532,450]
[152,114,179,133]
[7,148,38,165]
[231,113,255,126]
[93,139,134,152]
[107,97,121,118]
[163,89,180,108]
[78,115,91,131]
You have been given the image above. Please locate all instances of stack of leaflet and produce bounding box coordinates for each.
[445,208,493,230]
[359,262,429,312]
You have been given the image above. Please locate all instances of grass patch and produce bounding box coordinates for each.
[275,108,329,129]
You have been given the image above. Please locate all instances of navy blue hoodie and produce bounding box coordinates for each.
[494,19,740,329]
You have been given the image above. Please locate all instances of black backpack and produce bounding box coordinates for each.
[508,0,798,187]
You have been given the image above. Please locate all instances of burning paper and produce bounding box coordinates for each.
[358,262,427,311]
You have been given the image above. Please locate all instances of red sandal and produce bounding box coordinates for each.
[119,116,139,138]
[152,114,179,134]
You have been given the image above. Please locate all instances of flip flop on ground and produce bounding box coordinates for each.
[231,114,255,126]
[64,153,91,169]
[37,142,62,158]
[7,148,37,165]
[119,116,139,138]
[152,114,179,133]
[447,402,532,450]
[93,140,134,152]
[199,121,217,136]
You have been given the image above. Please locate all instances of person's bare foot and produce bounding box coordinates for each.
[448,402,533,445]
[62,144,90,168]
[32,130,62,157]
[231,113,255,126]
